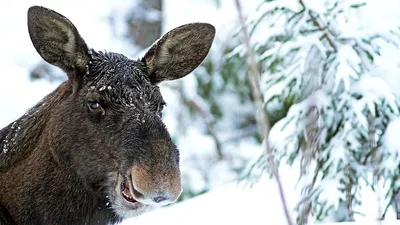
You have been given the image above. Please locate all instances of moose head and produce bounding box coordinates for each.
[0,6,215,224]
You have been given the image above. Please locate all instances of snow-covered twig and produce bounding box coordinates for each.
[297,104,321,225]
[368,112,382,224]
[299,0,338,52]
[234,0,294,225]
[166,82,224,160]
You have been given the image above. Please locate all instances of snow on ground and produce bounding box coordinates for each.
[122,174,297,225]
[124,163,400,225]
[121,163,299,225]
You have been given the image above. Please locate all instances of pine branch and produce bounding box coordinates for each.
[380,191,396,220]
[297,103,322,224]
[345,164,355,220]
[178,83,224,161]
[299,0,338,52]
[234,1,294,225]
[297,161,321,225]
[164,82,224,160]
[368,112,382,224]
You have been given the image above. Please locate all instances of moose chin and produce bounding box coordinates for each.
[0,6,215,225]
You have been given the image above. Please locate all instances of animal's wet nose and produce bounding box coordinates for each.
[153,196,167,203]
[130,165,182,205]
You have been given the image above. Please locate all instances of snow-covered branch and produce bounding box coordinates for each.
[234,0,294,224]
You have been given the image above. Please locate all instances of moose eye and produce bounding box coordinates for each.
[87,101,105,121]
[87,101,105,115]
[89,102,101,110]
[158,103,166,113]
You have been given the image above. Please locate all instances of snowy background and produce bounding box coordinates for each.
[2,0,400,225]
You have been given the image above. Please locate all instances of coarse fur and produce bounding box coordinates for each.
[0,6,215,225]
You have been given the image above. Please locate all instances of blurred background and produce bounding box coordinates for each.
[2,0,400,224]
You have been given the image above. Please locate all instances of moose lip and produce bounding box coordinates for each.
[121,179,138,204]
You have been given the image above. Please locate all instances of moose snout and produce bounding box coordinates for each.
[130,165,182,205]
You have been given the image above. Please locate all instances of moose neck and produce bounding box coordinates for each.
[0,82,71,169]
[0,82,120,225]
[0,82,70,172]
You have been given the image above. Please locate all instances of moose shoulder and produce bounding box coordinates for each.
[0,6,215,225]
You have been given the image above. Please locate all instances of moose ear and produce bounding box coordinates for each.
[142,23,215,84]
[27,6,89,79]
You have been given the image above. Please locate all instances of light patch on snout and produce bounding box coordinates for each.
[130,165,182,205]
[107,172,149,218]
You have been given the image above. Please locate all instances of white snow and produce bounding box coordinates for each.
[382,118,400,155]
[121,164,400,225]
[121,168,299,225]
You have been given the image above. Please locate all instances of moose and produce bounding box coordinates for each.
[0,6,215,225]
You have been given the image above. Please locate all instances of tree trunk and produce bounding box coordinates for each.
[126,0,163,49]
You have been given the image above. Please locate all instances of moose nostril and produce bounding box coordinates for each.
[153,196,167,203]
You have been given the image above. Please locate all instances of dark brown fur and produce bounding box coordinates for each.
[0,6,214,225]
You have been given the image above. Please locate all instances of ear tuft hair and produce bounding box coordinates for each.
[27,6,89,78]
[143,23,215,84]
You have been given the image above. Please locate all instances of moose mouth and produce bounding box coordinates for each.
[121,179,138,204]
